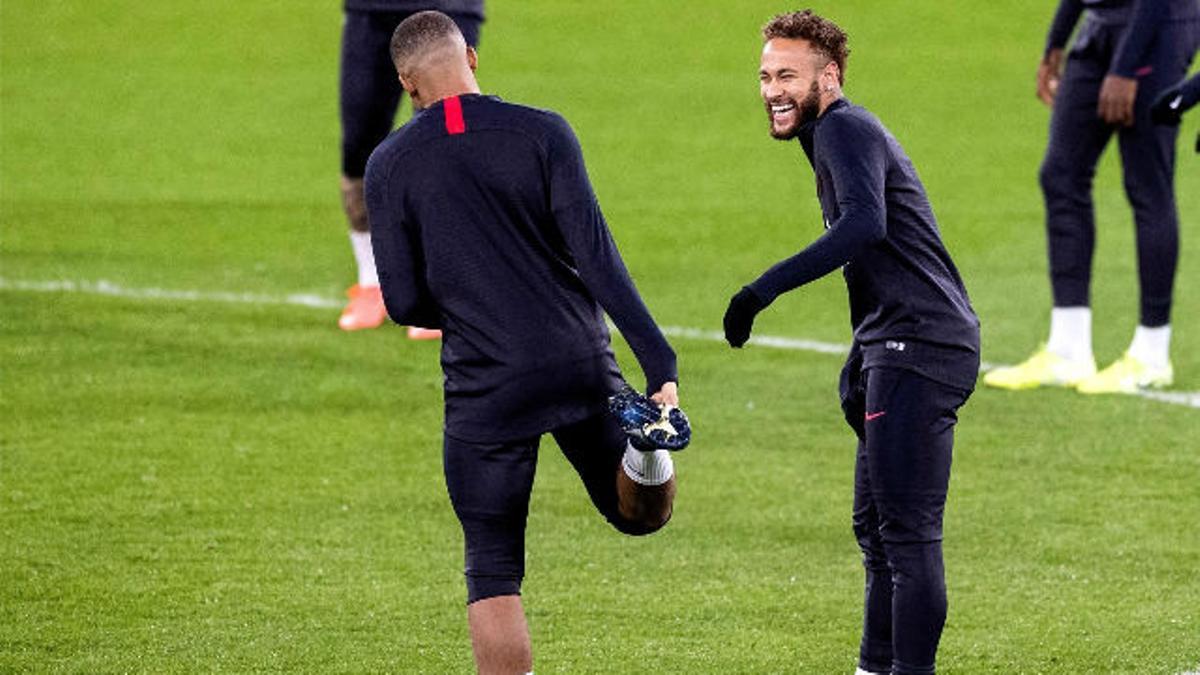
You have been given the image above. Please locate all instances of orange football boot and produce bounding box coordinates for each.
[338,284,387,331]
[407,326,442,340]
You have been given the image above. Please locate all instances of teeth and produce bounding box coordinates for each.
[771,104,795,113]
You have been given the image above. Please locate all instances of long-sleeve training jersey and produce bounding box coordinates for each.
[1045,0,1200,77]
[365,94,676,442]
[747,99,980,390]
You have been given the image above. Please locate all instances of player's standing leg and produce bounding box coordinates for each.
[853,438,895,675]
[443,434,539,673]
[853,367,969,675]
[985,29,1113,390]
[338,10,404,332]
[843,361,894,674]
[1077,20,1199,393]
[467,596,531,674]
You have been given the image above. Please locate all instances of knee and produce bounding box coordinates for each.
[1039,156,1079,197]
[611,507,672,537]
[853,519,888,570]
[339,175,368,231]
[1121,173,1174,214]
[460,517,527,604]
[1036,149,1094,196]
[466,575,523,605]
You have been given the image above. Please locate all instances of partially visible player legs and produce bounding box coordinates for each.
[443,433,540,673]
[336,11,479,335]
[337,11,408,332]
[553,413,676,536]
[985,48,1112,390]
[849,367,969,675]
[1078,22,1196,394]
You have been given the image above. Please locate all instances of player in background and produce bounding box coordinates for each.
[1152,70,1200,151]
[366,12,685,673]
[984,0,1200,394]
[722,11,979,675]
[336,0,483,336]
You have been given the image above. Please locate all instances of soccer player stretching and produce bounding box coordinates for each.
[723,12,980,675]
[366,12,683,674]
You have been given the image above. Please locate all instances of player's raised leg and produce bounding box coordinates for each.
[553,385,688,538]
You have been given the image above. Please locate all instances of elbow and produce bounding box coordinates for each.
[853,208,888,245]
[863,220,887,245]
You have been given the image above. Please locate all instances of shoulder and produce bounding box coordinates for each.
[474,98,581,158]
[366,101,457,170]
[817,102,886,145]
[483,98,574,141]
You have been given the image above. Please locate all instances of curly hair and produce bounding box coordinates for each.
[762,10,849,84]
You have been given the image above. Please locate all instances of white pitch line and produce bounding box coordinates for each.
[3,276,1198,410]
[0,277,343,310]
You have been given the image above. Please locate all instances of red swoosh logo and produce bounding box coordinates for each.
[864,411,887,421]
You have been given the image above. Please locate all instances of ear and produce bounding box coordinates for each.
[466,45,478,72]
[398,73,417,96]
[820,60,841,91]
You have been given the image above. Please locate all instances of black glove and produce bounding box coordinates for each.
[723,286,766,348]
[1150,85,1184,126]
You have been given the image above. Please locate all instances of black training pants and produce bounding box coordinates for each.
[842,365,971,675]
[1040,16,1199,326]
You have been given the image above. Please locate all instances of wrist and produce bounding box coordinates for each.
[740,284,771,310]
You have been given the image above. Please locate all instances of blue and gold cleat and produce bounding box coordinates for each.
[608,385,691,452]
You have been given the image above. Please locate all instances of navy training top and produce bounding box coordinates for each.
[746,99,980,390]
[365,94,677,443]
[1045,0,1200,77]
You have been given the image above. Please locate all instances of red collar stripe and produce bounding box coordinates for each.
[444,96,466,135]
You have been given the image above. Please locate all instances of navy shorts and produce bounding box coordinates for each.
[443,412,655,604]
[339,9,482,177]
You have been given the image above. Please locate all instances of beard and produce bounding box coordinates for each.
[767,80,822,140]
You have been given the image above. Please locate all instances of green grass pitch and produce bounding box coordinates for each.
[3,1,1199,672]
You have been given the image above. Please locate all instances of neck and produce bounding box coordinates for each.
[413,74,481,110]
[817,91,844,116]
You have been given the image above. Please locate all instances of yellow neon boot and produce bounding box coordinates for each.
[983,346,1096,390]
[1076,352,1173,394]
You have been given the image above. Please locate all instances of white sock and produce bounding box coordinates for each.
[854,668,885,675]
[1127,324,1171,368]
[621,442,674,486]
[350,230,379,287]
[1046,306,1093,362]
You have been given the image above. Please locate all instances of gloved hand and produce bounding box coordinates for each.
[1150,85,1184,126]
[723,286,767,348]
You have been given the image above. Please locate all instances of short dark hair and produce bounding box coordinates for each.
[762,10,849,84]
[390,10,464,74]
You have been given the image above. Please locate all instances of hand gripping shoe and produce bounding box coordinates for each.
[608,385,691,452]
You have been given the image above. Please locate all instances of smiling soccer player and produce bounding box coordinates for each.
[723,11,980,675]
